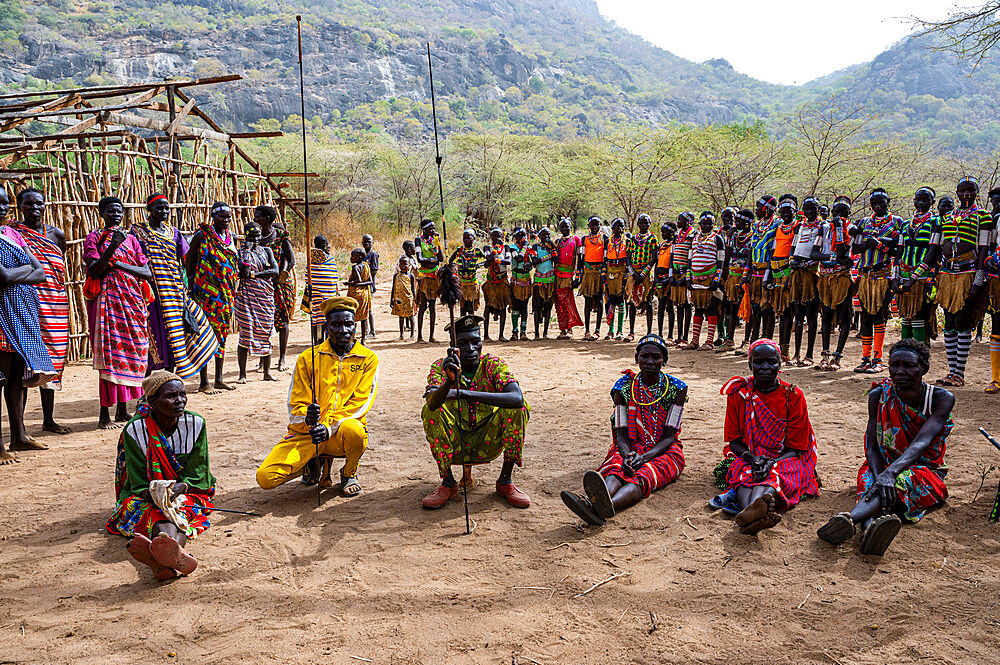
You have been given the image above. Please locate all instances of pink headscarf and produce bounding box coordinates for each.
[748,338,779,357]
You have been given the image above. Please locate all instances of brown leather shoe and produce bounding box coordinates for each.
[496,481,530,508]
[421,483,459,509]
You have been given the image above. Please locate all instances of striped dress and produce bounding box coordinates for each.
[190,224,238,357]
[307,249,340,326]
[0,225,57,384]
[84,229,149,406]
[598,371,686,498]
[235,247,275,356]
[13,224,69,388]
[262,229,296,331]
[720,376,819,510]
[131,222,219,378]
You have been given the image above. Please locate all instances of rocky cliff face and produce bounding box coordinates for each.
[5,0,765,133]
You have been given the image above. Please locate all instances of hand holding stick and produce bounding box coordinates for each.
[437,263,470,534]
[296,15,320,507]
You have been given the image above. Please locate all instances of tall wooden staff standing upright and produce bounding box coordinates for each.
[296,16,321,507]
[427,43,470,534]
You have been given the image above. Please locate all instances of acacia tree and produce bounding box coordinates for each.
[508,139,600,224]
[781,100,891,199]
[913,1,1000,69]
[939,149,1000,197]
[688,122,790,210]
[310,135,381,219]
[447,132,533,230]
[831,139,936,215]
[592,125,693,228]
[378,141,437,232]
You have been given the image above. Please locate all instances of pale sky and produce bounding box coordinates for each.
[594,0,960,85]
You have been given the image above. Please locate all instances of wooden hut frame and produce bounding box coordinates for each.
[0,75,305,361]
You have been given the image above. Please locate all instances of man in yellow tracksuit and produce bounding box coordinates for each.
[256,296,379,496]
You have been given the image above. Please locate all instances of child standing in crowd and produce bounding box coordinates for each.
[403,239,419,273]
[346,248,373,345]
[391,255,416,340]
[402,240,419,333]
[362,234,379,338]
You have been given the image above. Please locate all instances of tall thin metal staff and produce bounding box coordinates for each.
[427,42,448,251]
[428,43,469,533]
[296,15,320,507]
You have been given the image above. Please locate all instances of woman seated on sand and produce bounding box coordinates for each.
[106,370,216,581]
[710,338,819,535]
[817,339,953,556]
[561,334,686,526]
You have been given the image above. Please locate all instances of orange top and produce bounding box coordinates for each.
[583,235,605,262]
[657,242,672,269]
[773,225,795,259]
[606,236,627,261]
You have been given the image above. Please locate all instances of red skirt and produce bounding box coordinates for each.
[725,453,818,510]
[554,287,583,331]
[598,440,684,498]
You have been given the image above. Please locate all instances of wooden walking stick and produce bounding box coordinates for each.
[296,15,320,507]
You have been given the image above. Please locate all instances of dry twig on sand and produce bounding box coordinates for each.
[823,648,845,665]
[796,593,811,609]
[573,571,630,598]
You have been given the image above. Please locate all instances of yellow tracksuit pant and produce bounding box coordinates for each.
[256,418,367,489]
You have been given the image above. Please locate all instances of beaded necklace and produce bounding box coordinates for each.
[909,211,932,230]
[631,373,667,406]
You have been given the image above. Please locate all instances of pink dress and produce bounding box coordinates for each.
[84,228,150,407]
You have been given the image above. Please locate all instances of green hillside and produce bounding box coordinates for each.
[1,0,785,138]
[4,0,999,148]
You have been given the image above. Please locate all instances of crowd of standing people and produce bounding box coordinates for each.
[0,181,979,581]
[401,178,1000,394]
[0,191,318,459]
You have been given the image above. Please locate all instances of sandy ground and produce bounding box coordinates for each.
[2,288,1000,665]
